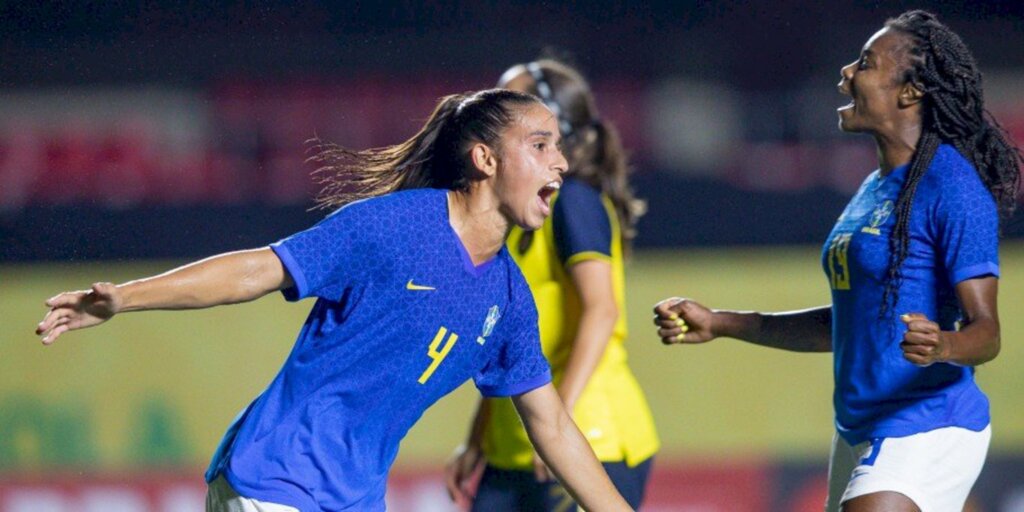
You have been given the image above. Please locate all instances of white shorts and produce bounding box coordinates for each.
[206,475,298,512]
[825,425,990,512]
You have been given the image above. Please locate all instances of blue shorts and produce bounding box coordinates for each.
[471,457,654,512]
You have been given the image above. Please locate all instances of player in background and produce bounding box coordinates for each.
[446,59,658,511]
[35,89,635,512]
[653,10,1020,512]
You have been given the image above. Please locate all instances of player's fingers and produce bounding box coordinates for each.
[902,348,935,367]
[902,351,929,366]
[661,329,699,345]
[63,316,83,331]
[905,319,939,334]
[46,291,84,308]
[39,317,69,342]
[902,331,937,345]
[36,308,70,335]
[657,325,685,339]
[900,312,929,324]
[42,324,70,345]
[900,341,933,356]
[653,298,684,319]
[36,311,56,335]
[654,315,688,330]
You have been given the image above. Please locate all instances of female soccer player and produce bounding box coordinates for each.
[446,60,658,511]
[653,11,1020,512]
[35,89,634,512]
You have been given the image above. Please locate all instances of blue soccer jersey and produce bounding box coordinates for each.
[204,188,552,511]
[822,144,998,445]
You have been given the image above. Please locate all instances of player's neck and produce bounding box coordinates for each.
[874,122,921,175]
[446,190,508,265]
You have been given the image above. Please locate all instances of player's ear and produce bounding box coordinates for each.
[470,142,498,178]
[898,81,924,108]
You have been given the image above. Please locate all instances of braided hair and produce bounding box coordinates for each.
[879,10,1022,317]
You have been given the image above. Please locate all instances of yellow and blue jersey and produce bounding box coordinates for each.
[483,177,659,469]
[823,144,997,445]
[205,188,551,511]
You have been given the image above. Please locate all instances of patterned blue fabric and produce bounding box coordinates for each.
[204,188,551,511]
[822,144,998,445]
[552,177,612,265]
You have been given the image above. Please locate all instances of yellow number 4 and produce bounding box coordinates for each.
[418,327,459,384]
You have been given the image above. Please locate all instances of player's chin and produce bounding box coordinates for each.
[513,203,548,230]
[515,217,545,231]
[836,110,863,133]
[513,211,546,231]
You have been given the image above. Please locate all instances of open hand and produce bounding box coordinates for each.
[653,297,715,344]
[900,313,949,366]
[35,283,122,345]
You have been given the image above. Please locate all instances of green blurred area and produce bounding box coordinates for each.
[2,244,1022,471]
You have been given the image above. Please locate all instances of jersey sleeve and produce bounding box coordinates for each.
[932,170,1000,285]
[270,201,374,302]
[552,179,613,267]
[473,270,552,397]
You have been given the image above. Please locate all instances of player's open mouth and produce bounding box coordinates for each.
[837,83,855,113]
[537,180,561,216]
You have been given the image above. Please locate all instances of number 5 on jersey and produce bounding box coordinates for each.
[828,233,852,290]
[418,327,458,384]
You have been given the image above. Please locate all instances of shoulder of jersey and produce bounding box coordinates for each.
[923,144,981,191]
[336,188,443,223]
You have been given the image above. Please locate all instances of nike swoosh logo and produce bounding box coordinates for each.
[406,280,436,291]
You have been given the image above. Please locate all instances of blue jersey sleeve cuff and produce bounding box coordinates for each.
[950,261,999,285]
[270,242,309,302]
[477,369,552,398]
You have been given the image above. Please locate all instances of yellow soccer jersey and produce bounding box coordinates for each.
[482,177,659,469]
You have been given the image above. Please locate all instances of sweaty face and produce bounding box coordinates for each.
[837,28,912,134]
[493,102,568,230]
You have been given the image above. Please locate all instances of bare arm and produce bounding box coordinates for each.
[513,383,632,512]
[36,247,292,344]
[557,259,618,410]
[900,276,999,366]
[653,297,833,352]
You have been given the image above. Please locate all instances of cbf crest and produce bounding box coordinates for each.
[861,200,894,235]
[477,305,501,345]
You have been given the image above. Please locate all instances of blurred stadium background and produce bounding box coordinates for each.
[2,2,1022,511]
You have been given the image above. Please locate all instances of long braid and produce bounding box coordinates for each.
[879,10,1022,317]
[880,132,939,316]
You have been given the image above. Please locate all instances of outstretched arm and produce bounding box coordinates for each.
[653,297,833,352]
[512,383,632,512]
[36,247,291,344]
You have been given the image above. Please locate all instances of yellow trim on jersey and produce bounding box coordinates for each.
[483,190,659,469]
[564,251,612,268]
